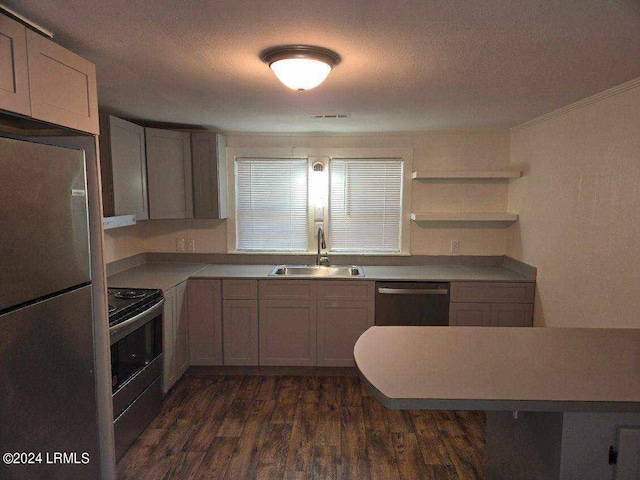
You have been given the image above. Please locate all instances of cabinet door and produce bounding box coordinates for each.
[317,300,374,367]
[145,128,194,219]
[491,303,534,327]
[26,30,98,134]
[175,281,189,377]
[449,303,491,326]
[99,114,148,219]
[187,279,222,365]
[259,300,316,366]
[191,132,228,219]
[223,300,258,366]
[0,14,30,115]
[162,286,177,393]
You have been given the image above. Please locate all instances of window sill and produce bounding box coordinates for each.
[228,250,412,257]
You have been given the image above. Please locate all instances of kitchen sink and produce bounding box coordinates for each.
[269,265,365,277]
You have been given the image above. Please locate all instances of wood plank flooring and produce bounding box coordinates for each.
[117,375,485,480]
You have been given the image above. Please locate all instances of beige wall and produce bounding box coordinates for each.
[104,130,512,263]
[507,79,640,328]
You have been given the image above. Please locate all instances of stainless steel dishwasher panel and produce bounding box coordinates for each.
[375,282,450,326]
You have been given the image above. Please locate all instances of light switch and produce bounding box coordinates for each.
[176,238,186,252]
[450,240,460,254]
[186,238,196,252]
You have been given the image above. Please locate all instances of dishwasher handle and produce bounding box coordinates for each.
[377,287,449,295]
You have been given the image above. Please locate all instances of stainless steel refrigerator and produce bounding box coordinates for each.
[0,137,100,479]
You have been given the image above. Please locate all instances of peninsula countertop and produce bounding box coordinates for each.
[107,262,534,292]
[354,326,640,413]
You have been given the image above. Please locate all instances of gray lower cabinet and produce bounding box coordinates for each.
[450,302,492,326]
[491,303,534,327]
[26,29,98,134]
[162,286,177,392]
[162,281,189,393]
[99,114,148,219]
[187,279,223,365]
[259,300,317,366]
[222,279,258,365]
[450,281,535,327]
[0,14,30,116]
[175,282,189,376]
[145,128,194,219]
[223,300,258,365]
[317,300,374,366]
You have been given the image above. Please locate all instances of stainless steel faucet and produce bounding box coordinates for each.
[316,227,330,266]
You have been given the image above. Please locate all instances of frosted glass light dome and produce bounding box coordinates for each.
[270,58,332,91]
[261,45,341,92]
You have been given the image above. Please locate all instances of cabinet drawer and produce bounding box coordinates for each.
[318,281,375,300]
[259,280,317,300]
[223,279,257,300]
[451,282,535,304]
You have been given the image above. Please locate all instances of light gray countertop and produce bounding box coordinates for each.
[190,264,275,279]
[107,263,207,292]
[354,326,640,412]
[107,262,533,291]
[358,265,531,282]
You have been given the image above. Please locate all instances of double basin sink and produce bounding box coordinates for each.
[269,265,365,277]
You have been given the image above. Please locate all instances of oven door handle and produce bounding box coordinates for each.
[109,299,165,338]
[377,287,449,295]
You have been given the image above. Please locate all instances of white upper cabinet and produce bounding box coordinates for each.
[99,114,149,220]
[145,128,194,219]
[0,14,30,116]
[26,29,98,134]
[191,132,228,219]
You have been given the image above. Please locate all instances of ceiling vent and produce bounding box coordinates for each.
[310,113,350,119]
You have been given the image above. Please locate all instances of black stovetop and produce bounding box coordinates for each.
[107,287,163,327]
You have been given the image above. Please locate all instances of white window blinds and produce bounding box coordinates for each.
[236,159,309,251]
[329,159,403,253]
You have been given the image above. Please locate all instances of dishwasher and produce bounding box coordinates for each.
[375,282,450,326]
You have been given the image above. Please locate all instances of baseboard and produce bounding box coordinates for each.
[186,365,358,377]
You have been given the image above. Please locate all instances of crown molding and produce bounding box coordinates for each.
[511,77,640,133]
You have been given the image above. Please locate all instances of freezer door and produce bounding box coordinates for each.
[0,285,99,479]
[0,137,90,311]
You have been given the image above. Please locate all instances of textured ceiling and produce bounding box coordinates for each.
[6,0,640,132]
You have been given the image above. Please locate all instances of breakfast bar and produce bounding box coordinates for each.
[354,327,640,479]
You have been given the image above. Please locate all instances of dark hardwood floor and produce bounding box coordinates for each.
[117,375,485,480]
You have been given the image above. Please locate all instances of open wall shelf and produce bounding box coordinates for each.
[412,170,521,180]
[411,212,519,223]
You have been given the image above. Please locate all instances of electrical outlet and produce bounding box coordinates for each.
[186,238,196,252]
[450,240,460,254]
[176,238,186,252]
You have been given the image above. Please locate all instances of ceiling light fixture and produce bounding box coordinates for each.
[260,45,341,92]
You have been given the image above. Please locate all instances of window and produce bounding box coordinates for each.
[235,158,308,251]
[231,150,409,254]
[329,159,403,253]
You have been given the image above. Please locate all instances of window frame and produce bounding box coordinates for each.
[226,146,413,255]
[327,157,405,254]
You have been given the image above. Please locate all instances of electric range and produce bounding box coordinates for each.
[107,287,164,460]
[107,287,163,327]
